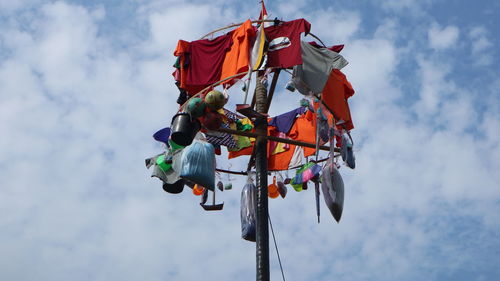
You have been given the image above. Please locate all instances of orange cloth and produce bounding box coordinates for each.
[268,135,295,171]
[268,110,317,171]
[321,69,355,130]
[221,20,255,87]
[174,40,190,90]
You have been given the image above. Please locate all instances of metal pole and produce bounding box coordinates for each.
[254,76,269,281]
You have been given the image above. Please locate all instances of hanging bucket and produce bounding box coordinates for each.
[171,112,200,146]
[162,179,185,194]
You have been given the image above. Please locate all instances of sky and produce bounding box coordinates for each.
[1,0,499,280]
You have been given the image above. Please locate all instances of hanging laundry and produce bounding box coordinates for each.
[293,40,349,95]
[267,130,295,170]
[185,34,233,89]
[221,19,256,86]
[268,106,306,134]
[173,40,190,90]
[269,131,289,155]
[288,146,304,169]
[234,135,252,150]
[308,41,344,53]
[205,124,238,149]
[236,117,254,131]
[265,18,311,68]
[321,69,355,130]
[231,117,254,151]
[228,144,253,159]
[290,162,320,191]
[268,110,317,170]
[227,110,316,168]
[176,86,188,105]
[293,109,318,156]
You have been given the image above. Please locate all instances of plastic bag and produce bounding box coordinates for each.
[241,177,256,242]
[321,161,344,222]
[148,152,181,184]
[180,139,216,191]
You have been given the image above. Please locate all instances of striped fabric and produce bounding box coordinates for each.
[206,124,237,149]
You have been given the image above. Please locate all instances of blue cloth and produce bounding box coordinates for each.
[269,107,306,134]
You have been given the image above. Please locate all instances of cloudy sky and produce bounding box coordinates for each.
[1,0,499,280]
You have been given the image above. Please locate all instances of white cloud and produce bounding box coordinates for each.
[0,0,41,14]
[428,24,459,50]
[414,58,452,116]
[308,9,361,43]
[468,26,494,66]
[0,1,499,281]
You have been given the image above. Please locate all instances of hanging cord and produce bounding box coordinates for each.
[269,215,286,281]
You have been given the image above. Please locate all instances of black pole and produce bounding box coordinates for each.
[254,77,269,281]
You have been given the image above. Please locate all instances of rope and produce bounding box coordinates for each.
[269,214,286,281]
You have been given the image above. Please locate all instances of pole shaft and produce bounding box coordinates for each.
[254,77,270,281]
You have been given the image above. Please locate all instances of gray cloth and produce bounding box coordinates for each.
[293,41,348,95]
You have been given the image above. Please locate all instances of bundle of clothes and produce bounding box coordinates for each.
[172,18,355,132]
[145,17,358,241]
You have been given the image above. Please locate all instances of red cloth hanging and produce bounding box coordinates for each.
[321,69,355,131]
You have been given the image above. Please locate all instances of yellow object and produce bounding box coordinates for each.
[240,118,255,141]
[272,142,286,155]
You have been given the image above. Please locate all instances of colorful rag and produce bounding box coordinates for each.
[290,162,321,191]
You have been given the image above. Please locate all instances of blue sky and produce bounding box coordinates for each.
[1,1,499,281]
